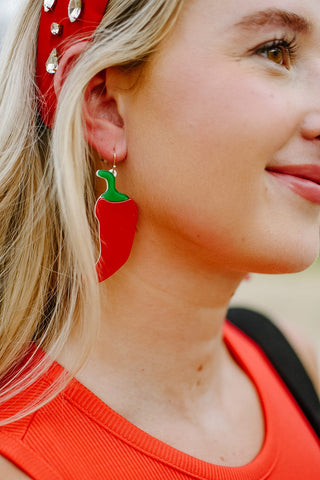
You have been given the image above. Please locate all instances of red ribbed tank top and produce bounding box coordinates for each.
[0,321,319,479]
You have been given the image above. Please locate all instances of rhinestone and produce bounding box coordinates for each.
[43,0,57,12]
[50,22,63,36]
[46,48,59,74]
[68,0,82,23]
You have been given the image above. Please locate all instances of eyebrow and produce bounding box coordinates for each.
[235,8,312,34]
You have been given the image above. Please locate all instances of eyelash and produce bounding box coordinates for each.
[254,37,298,70]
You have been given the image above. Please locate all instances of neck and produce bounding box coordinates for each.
[93,229,245,410]
[62,224,246,418]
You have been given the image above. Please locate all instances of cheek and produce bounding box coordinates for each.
[138,57,295,173]
[184,70,294,166]
[124,59,315,273]
[128,61,295,214]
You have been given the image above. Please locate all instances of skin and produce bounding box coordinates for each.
[2,0,320,476]
[71,0,320,465]
[80,0,320,465]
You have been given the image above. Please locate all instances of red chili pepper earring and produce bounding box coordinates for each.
[95,152,138,282]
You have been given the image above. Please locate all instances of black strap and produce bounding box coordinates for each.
[227,307,320,440]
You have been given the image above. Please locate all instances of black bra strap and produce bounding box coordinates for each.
[227,307,320,440]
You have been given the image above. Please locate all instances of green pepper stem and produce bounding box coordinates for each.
[97,170,129,202]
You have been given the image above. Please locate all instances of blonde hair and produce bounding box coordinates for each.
[0,0,183,423]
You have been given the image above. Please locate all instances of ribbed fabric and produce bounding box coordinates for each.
[0,321,319,479]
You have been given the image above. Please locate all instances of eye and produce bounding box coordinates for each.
[255,38,298,70]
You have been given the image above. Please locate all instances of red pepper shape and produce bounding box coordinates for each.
[95,170,138,282]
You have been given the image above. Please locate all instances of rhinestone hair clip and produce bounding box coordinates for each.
[37,0,109,127]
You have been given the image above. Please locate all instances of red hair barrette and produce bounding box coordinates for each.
[37,0,109,127]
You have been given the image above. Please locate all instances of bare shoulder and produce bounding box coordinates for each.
[275,318,320,397]
[0,456,32,479]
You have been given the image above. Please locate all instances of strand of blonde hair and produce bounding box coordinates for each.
[0,0,183,424]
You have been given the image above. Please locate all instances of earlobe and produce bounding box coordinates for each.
[53,41,127,162]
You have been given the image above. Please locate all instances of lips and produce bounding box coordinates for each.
[266,163,320,205]
[266,164,320,185]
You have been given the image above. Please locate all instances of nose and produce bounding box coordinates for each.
[300,112,320,141]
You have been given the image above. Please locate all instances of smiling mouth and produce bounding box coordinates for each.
[266,164,320,185]
[266,163,320,205]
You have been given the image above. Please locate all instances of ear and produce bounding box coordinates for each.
[53,41,127,163]
[82,70,127,163]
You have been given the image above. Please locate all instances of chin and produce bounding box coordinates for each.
[245,222,320,274]
[251,247,319,275]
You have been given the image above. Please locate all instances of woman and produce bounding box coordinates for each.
[0,0,319,477]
